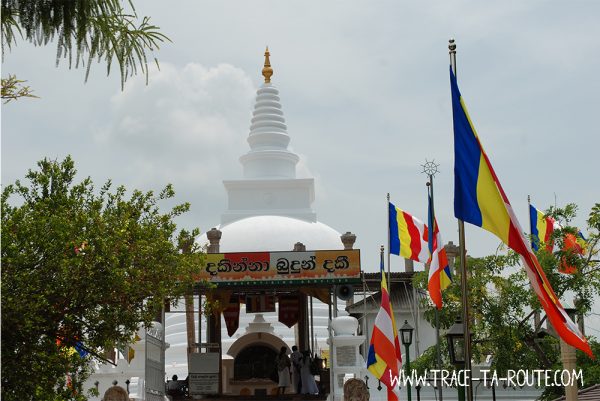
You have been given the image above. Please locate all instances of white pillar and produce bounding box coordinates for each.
[328,316,366,401]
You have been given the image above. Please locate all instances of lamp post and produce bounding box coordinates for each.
[446,317,466,401]
[400,320,414,401]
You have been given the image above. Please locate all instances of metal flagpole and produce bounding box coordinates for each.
[423,160,443,401]
[528,195,533,249]
[363,271,369,357]
[449,37,473,401]
[328,287,335,401]
[387,193,392,286]
[413,285,420,356]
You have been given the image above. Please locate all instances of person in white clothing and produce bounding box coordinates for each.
[276,346,291,395]
[290,345,303,394]
[299,350,319,395]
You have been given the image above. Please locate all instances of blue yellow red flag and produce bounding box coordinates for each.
[367,252,402,401]
[560,231,588,274]
[450,67,593,357]
[74,341,88,358]
[529,204,557,252]
[389,202,429,263]
[427,194,452,309]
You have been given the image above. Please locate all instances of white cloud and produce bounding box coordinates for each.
[95,62,256,195]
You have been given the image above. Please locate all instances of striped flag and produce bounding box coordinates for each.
[529,204,558,252]
[367,252,402,401]
[74,341,89,358]
[389,202,429,263]
[451,67,593,357]
[427,194,452,309]
[56,337,88,358]
[577,231,588,252]
[560,231,587,274]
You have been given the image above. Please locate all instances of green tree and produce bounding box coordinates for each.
[412,203,600,398]
[1,157,203,401]
[1,0,170,96]
[1,73,37,103]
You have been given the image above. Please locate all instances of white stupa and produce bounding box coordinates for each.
[164,48,346,381]
[209,46,342,251]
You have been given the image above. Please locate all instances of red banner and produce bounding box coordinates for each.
[278,294,300,328]
[223,296,240,337]
[245,294,275,313]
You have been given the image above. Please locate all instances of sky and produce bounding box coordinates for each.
[2,1,599,334]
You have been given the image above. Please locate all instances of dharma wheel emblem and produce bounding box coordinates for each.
[421,159,440,177]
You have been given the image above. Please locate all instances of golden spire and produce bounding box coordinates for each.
[262,46,273,83]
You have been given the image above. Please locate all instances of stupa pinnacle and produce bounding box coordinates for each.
[221,49,315,223]
[262,46,273,83]
[240,49,299,179]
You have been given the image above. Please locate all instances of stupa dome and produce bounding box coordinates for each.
[198,215,342,252]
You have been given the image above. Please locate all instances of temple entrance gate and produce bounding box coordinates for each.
[188,247,362,399]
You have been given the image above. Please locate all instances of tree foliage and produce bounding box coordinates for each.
[1,0,170,90]
[1,73,37,102]
[412,203,600,397]
[1,157,203,401]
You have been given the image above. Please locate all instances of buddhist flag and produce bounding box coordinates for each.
[367,253,402,401]
[57,337,88,358]
[560,231,587,274]
[529,204,557,252]
[389,202,429,263]
[450,67,593,357]
[427,195,452,309]
[577,231,588,252]
[74,341,88,358]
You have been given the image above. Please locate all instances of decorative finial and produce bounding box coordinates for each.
[421,159,440,178]
[262,46,273,83]
[448,38,456,53]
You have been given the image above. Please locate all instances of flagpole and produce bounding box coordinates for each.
[528,195,532,249]
[387,193,392,287]
[363,271,369,358]
[450,38,473,401]
[426,173,443,401]
[328,286,335,401]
